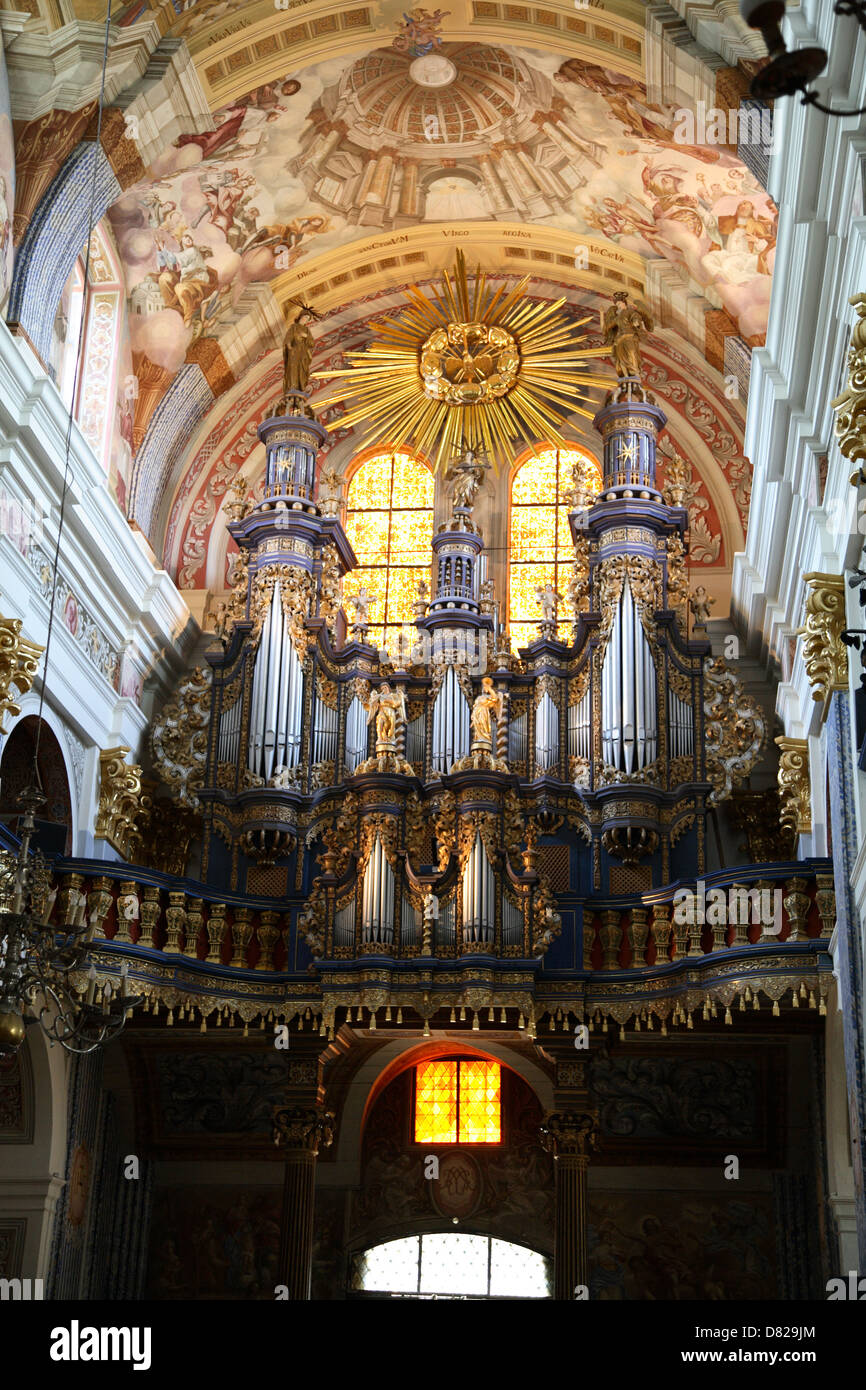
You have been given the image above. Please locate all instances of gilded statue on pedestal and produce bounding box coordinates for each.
[274,300,320,415]
[470,677,503,750]
[364,681,407,753]
[602,290,653,380]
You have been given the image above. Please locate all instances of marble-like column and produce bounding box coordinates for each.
[398,161,420,217]
[478,153,510,212]
[540,1109,599,1299]
[826,691,866,1264]
[273,1105,335,1299]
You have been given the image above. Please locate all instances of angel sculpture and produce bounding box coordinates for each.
[349,586,376,628]
[364,681,407,752]
[470,676,503,750]
[445,447,487,511]
[689,585,716,626]
[602,290,653,380]
[535,582,562,627]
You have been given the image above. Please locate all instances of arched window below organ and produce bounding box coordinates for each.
[350,1234,551,1298]
[508,444,602,651]
[342,450,434,652]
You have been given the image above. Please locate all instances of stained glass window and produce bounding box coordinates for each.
[508,445,602,652]
[343,451,434,652]
[413,1058,501,1143]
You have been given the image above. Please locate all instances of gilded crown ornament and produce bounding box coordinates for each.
[314,250,611,470]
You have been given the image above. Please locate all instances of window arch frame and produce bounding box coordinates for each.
[506,441,602,650]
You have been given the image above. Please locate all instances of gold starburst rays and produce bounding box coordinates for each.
[312,250,612,470]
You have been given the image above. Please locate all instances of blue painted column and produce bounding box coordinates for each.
[826,690,866,1265]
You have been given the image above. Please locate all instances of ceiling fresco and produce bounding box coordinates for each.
[107,39,775,387]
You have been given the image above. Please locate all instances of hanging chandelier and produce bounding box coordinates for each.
[0,786,140,1055]
[313,250,611,471]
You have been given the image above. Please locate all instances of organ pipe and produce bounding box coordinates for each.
[248,582,304,780]
[601,578,658,772]
[432,665,470,772]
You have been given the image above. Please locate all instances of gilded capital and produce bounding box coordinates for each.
[94,747,143,856]
[539,1108,600,1161]
[0,612,44,733]
[273,1105,335,1154]
[775,736,812,836]
[798,572,847,718]
[832,293,866,471]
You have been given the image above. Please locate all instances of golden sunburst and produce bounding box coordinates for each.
[313,250,612,470]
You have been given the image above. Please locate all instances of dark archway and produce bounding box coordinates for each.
[0,715,73,853]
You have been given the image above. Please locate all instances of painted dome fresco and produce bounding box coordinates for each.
[334,43,537,150]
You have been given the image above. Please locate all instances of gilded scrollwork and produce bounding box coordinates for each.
[832,292,866,469]
[94,748,142,856]
[798,572,848,717]
[703,655,766,807]
[0,613,44,733]
[150,666,212,808]
[775,736,812,835]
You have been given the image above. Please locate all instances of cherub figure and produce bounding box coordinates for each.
[535,582,562,626]
[689,585,716,626]
[349,586,377,628]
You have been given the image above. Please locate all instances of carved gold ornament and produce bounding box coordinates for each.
[314,250,610,470]
[421,322,518,405]
[704,655,766,806]
[0,612,44,733]
[832,292,866,471]
[150,666,212,807]
[775,736,812,835]
[797,572,848,718]
[94,748,143,856]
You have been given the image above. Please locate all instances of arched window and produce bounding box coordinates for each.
[48,223,128,489]
[413,1057,501,1143]
[343,450,434,651]
[508,444,601,651]
[351,1234,551,1298]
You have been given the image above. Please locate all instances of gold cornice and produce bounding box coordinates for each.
[0,613,44,734]
[278,221,646,318]
[775,736,812,836]
[94,747,143,857]
[832,293,866,475]
[797,572,848,719]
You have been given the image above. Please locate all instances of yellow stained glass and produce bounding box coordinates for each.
[392,451,434,508]
[458,1060,501,1143]
[344,451,434,649]
[415,1060,458,1143]
[508,445,600,647]
[414,1058,501,1144]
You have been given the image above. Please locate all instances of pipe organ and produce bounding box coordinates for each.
[166,364,763,992]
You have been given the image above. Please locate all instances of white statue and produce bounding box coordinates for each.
[535,582,561,627]
[445,448,487,510]
[349,586,377,629]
